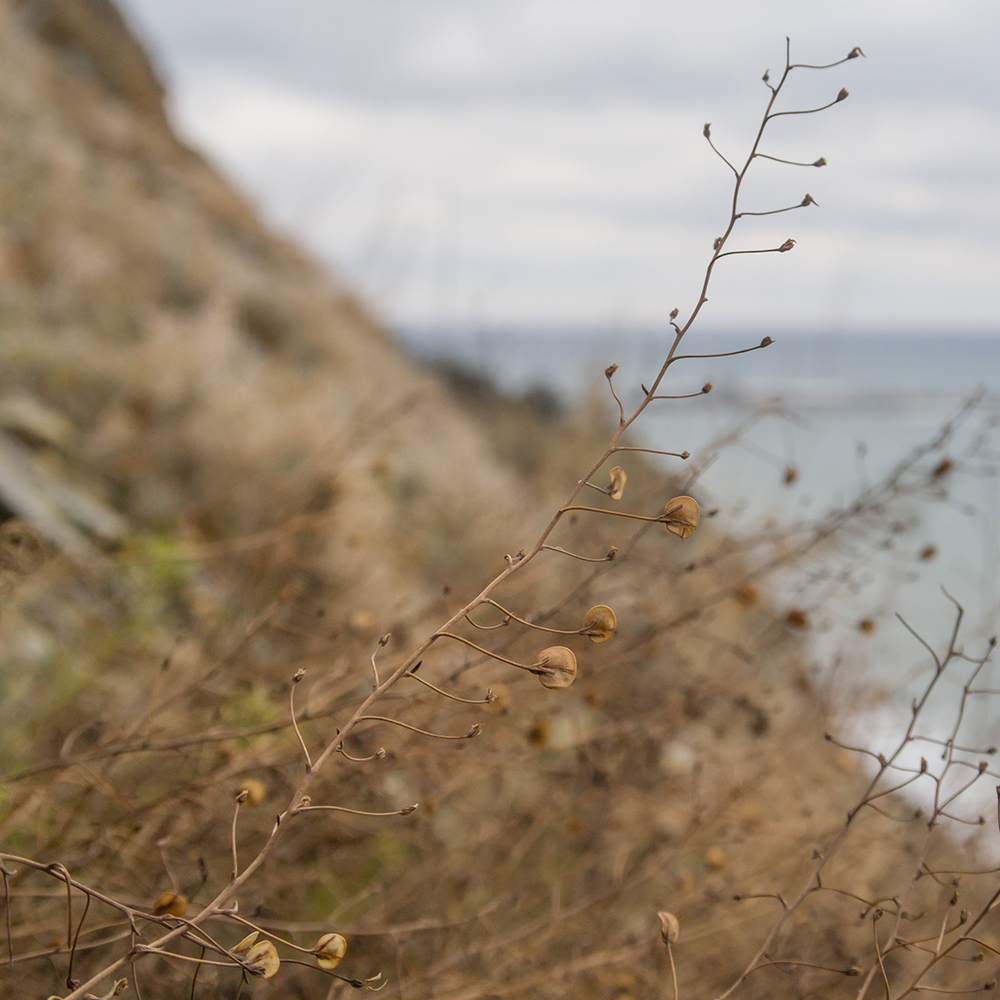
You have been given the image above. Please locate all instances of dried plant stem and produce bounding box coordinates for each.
[296,804,416,818]
[405,669,494,705]
[51,39,862,1000]
[230,796,244,882]
[478,598,581,635]
[540,543,617,563]
[667,941,678,1000]
[289,674,313,771]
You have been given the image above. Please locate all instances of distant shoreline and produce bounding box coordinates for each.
[395,327,1000,412]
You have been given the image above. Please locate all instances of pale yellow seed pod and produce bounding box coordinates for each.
[608,466,627,501]
[536,646,577,690]
[314,932,348,970]
[152,892,187,918]
[663,496,700,540]
[658,910,680,944]
[236,778,267,807]
[583,605,617,643]
[245,939,280,979]
[705,846,726,871]
[233,931,259,954]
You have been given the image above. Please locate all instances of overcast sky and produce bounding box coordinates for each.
[118,0,1000,336]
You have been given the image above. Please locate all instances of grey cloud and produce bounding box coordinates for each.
[121,0,999,106]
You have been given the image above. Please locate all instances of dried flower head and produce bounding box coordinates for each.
[536,646,578,689]
[583,605,617,643]
[152,892,187,918]
[245,939,280,978]
[662,496,700,540]
[314,932,348,970]
[658,910,680,944]
[607,466,627,500]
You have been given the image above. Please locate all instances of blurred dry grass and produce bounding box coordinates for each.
[0,4,999,998]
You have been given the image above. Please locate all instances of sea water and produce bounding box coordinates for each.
[398,327,1000,782]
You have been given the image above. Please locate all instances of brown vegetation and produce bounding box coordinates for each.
[1,6,998,999]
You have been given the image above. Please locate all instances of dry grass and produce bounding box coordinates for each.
[1,5,999,999]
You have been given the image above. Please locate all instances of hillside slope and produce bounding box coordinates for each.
[0,5,991,999]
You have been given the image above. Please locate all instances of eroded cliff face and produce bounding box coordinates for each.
[0,6,961,1000]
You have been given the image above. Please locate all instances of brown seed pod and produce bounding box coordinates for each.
[663,496,699,540]
[314,932,348,970]
[536,646,578,689]
[152,892,187,918]
[607,466,627,500]
[785,608,810,630]
[245,939,280,978]
[583,605,617,643]
[658,910,680,944]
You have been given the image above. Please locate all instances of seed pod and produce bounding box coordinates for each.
[152,892,187,918]
[233,931,259,954]
[785,608,810,630]
[245,939,280,978]
[314,932,348,970]
[663,496,700,540]
[236,779,267,807]
[705,846,726,871]
[607,466,627,500]
[536,646,577,689]
[583,605,617,643]
[658,910,680,944]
